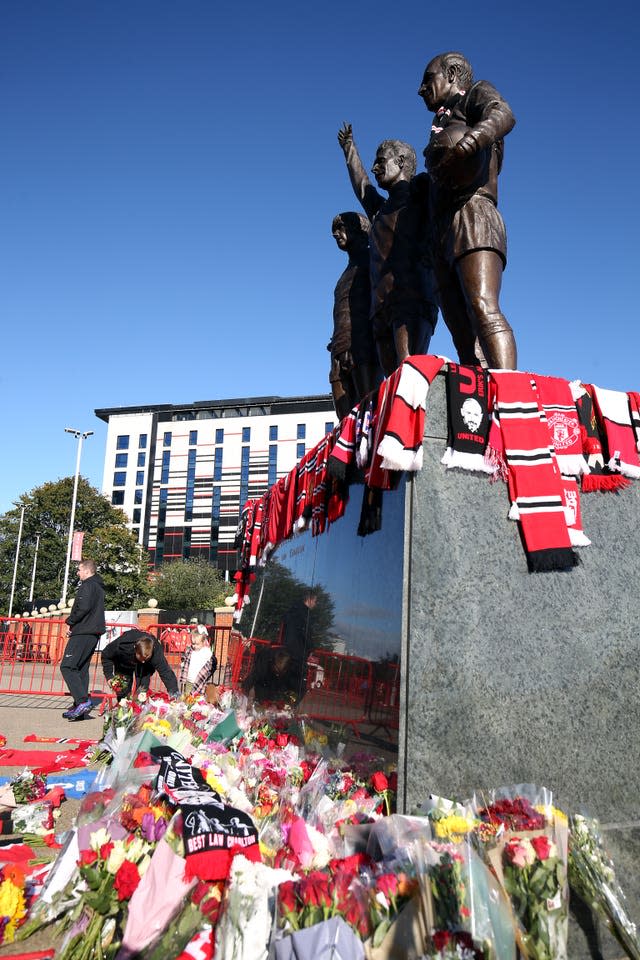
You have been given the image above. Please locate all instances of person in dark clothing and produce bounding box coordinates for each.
[242,647,297,704]
[101,629,179,701]
[279,589,318,701]
[61,560,106,721]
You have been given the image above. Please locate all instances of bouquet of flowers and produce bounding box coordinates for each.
[568,813,640,960]
[472,787,568,960]
[8,769,47,804]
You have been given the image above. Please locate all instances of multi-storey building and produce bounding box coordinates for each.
[95,394,335,571]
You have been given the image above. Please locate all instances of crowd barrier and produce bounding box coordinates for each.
[0,617,233,701]
[224,635,400,740]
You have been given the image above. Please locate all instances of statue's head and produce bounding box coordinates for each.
[332,212,370,252]
[418,52,473,111]
[372,140,417,189]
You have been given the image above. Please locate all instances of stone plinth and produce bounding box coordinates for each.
[400,373,640,958]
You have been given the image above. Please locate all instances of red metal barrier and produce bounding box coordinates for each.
[224,639,399,739]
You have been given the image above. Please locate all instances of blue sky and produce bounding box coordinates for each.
[1,0,638,514]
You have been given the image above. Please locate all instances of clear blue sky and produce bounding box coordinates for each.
[1,0,638,514]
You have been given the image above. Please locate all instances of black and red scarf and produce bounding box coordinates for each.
[151,747,260,881]
[441,363,492,473]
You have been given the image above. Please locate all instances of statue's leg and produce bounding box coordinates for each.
[455,251,517,369]
[433,261,478,365]
[401,306,438,358]
[353,363,383,400]
[329,359,357,420]
[375,334,398,377]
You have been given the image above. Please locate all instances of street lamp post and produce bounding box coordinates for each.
[8,507,25,618]
[61,428,93,605]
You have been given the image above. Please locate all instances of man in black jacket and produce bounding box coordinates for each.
[61,560,106,720]
[101,629,179,701]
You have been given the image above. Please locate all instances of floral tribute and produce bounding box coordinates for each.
[0,689,635,960]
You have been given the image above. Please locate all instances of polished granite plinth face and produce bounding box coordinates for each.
[400,374,640,958]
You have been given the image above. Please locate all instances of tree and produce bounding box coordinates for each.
[150,558,231,610]
[0,477,149,613]
[249,560,335,648]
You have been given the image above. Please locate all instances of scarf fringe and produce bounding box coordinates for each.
[569,528,592,547]
[484,445,508,482]
[556,453,589,477]
[526,547,580,573]
[607,456,640,480]
[508,502,520,521]
[441,448,495,474]
[377,435,424,472]
[581,473,630,492]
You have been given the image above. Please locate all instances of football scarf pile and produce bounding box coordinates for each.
[376,354,447,472]
[441,363,493,473]
[151,746,260,881]
[573,386,631,492]
[491,371,578,572]
[585,384,640,480]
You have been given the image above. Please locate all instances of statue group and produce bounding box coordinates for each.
[328,51,517,419]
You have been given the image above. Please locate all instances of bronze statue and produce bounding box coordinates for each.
[338,124,438,376]
[328,212,382,419]
[418,51,517,369]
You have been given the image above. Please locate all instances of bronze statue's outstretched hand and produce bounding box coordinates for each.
[338,122,353,151]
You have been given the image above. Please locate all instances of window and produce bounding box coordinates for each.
[111,491,124,505]
[134,488,143,505]
[325,421,334,435]
[297,423,306,440]
[269,425,278,441]
[215,428,224,444]
[136,471,145,486]
[137,452,145,467]
[116,435,129,450]
[185,449,197,521]
[113,472,126,487]
[268,444,278,487]
[242,426,251,443]
[214,447,223,481]
[161,450,171,484]
[189,430,198,445]
[115,453,128,468]
[163,432,171,447]
[239,446,250,507]
[139,434,147,449]
[133,508,141,523]
[296,443,305,459]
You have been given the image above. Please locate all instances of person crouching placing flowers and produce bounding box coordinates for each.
[178,624,217,696]
[101,629,179,701]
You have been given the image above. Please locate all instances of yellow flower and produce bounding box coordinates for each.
[535,803,568,826]
[0,878,26,942]
[205,770,225,794]
[432,814,477,840]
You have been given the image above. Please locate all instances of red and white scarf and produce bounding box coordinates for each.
[535,374,588,477]
[585,384,640,480]
[491,371,577,572]
[375,354,447,472]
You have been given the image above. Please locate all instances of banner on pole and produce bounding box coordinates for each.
[71,531,84,561]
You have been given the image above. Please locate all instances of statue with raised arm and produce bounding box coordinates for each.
[328,211,382,419]
[418,51,517,369]
[337,123,438,376]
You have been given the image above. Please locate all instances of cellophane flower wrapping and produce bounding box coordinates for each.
[215,854,294,960]
[471,785,568,960]
[568,813,640,960]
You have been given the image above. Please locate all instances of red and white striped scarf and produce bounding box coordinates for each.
[491,371,577,572]
[375,354,447,473]
[584,384,640,480]
[535,374,588,477]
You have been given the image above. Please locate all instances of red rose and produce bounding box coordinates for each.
[531,834,552,860]
[278,880,299,913]
[329,853,371,876]
[113,860,141,901]
[99,842,114,860]
[299,871,331,908]
[433,930,451,951]
[376,873,398,899]
[276,733,288,747]
[371,771,389,793]
[79,849,98,867]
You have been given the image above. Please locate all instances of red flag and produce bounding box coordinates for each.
[71,531,84,561]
